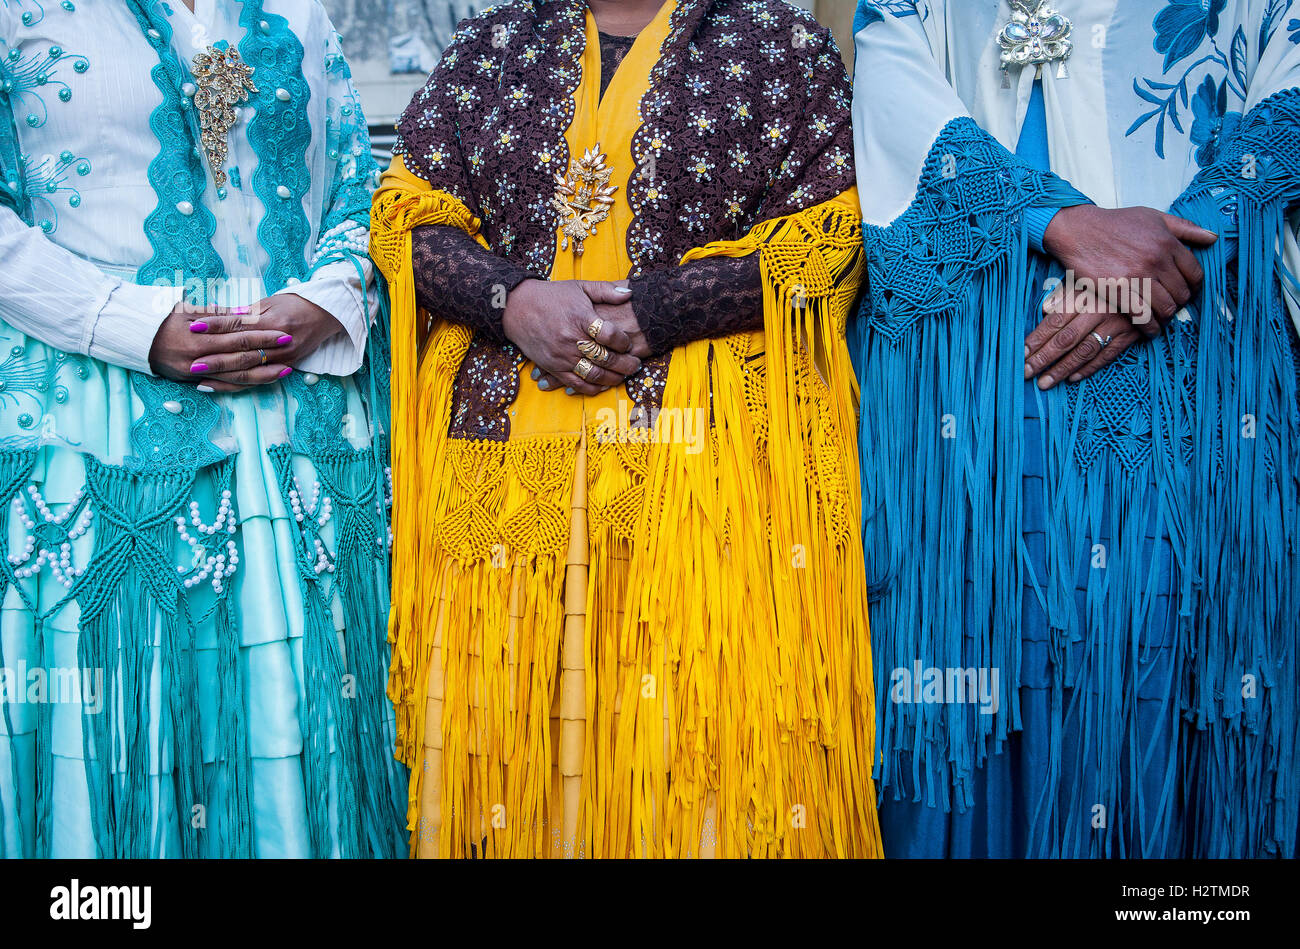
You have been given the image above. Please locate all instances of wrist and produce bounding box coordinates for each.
[502,278,542,342]
[1042,203,1095,259]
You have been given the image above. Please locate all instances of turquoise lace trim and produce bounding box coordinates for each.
[237,2,311,294]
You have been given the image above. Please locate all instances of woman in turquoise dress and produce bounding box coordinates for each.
[0,0,405,857]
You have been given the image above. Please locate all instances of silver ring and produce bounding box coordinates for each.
[1091,332,1112,349]
[258,348,268,365]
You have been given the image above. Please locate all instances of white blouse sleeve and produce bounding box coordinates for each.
[0,206,182,374]
[272,255,377,377]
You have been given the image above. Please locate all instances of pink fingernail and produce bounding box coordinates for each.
[278,367,293,378]
[190,321,209,333]
[276,334,293,345]
[190,362,209,373]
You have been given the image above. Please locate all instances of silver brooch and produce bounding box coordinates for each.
[998,0,1073,85]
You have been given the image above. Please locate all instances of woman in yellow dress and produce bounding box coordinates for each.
[371,0,880,858]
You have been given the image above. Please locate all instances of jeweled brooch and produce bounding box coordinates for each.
[551,145,618,256]
[191,43,258,189]
[997,0,1073,82]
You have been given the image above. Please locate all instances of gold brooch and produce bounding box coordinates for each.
[551,145,618,256]
[191,44,258,189]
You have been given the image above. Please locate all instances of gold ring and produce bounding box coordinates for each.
[258,349,268,366]
[574,357,598,381]
[585,318,604,341]
[577,338,611,365]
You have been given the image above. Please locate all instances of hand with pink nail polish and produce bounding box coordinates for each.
[150,294,342,393]
[149,300,296,392]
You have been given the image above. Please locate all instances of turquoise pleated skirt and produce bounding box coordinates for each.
[0,335,406,858]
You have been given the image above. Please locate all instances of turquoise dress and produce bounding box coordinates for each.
[0,0,406,857]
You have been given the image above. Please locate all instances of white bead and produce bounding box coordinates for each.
[182,82,196,97]
[276,88,291,102]
[302,372,320,386]
[176,201,194,216]
[276,185,291,199]
[163,400,183,414]
[147,28,161,40]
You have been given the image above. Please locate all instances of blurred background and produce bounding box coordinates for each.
[319,0,856,161]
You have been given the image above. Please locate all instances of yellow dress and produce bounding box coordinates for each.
[371,0,880,858]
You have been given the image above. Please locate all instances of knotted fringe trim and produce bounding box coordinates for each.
[857,250,1028,817]
[0,443,400,857]
[855,118,1091,826]
[858,103,1300,856]
[370,184,480,840]
[1169,91,1300,856]
[59,459,212,859]
[0,449,238,859]
[373,184,881,856]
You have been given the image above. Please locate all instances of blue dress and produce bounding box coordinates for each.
[876,83,1184,858]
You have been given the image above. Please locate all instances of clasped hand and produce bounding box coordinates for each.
[1027,205,1217,389]
[503,279,652,396]
[149,294,345,392]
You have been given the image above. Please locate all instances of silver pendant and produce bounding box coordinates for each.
[998,1,1073,82]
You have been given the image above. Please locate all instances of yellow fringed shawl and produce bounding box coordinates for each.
[370,0,880,858]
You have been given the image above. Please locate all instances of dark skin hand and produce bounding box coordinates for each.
[504,278,643,396]
[149,294,347,392]
[1027,204,1217,388]
[528,279,652,394]
[150,303,294,389]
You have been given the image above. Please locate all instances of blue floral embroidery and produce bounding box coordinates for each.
[1259,0,1295,46]
[1154,0,1227,70]
[1130,2,1247,158]
[854,0,924,35]
[1290,17,1300,43]
[1190,74,1243,167]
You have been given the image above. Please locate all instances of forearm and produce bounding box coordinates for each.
[0,209,179,372]
[409,224,533,344]
[627,254,763,356]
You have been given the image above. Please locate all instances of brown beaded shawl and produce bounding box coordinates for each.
[393,0,856,439]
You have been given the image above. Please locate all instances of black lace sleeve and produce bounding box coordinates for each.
[628,254,763,356]
[410,224,535,344]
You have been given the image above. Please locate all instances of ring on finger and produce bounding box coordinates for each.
[574,357,598,382]
[585,318,604,342]
[258,348,268,366]
[577,338,612,365]
[1091,332,1112,349]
